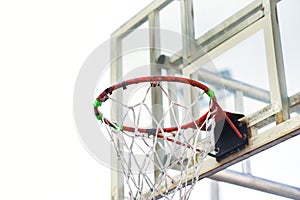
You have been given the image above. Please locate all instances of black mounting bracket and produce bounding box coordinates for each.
[214,112,248,162]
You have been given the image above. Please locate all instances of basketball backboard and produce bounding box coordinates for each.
[105,0,300,199]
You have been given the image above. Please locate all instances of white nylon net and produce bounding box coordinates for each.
[102,82,216,200]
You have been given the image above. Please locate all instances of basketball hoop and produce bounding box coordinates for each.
[94,76,245,199]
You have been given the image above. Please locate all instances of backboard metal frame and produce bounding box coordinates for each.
[109,0,300,199]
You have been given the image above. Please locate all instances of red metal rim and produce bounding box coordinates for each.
[95,76,216,134]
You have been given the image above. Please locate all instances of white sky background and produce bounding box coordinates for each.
[0,0,299,200]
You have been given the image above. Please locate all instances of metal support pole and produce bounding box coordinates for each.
[210,170,300,199]
[234,90,244,113]
[263,0,289,123]
[149,11,164,180]
[211,181,220,200]
[110,38,124,200]
[180,0,195,63]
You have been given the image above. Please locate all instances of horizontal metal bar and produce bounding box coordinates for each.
[111,0,172,39]
[289,91,300,113]
[210,169,300,199]
[197,69,270,103]
[240,104,278,127]
[254,91,300,127]
[240,91,300,128]
[290,92,300,107]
